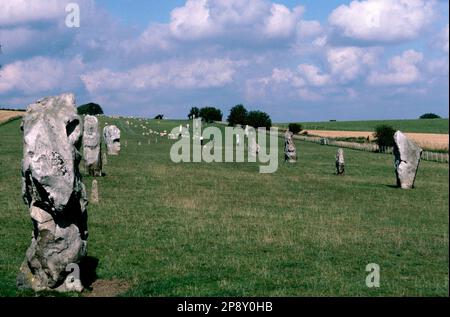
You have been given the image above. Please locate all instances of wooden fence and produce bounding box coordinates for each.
[291,135,449,163]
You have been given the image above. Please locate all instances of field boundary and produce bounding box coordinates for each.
[291,134,449,164]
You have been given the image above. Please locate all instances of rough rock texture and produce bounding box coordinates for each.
[17,93,88,292]
[393,131,422,189]
[335,148,345,175]
[83,115,102,176]
[248,130,258,158]
[91,179,99,204]
[284,131,297,163]
[103,125,121,155]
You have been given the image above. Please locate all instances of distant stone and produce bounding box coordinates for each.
[83,115,102,176]
[103,125,121,155]
[91,179,99,204]
[17,93,88,292]
[284,131,297,163]
[393,131,422,189]
[335,148,345,175]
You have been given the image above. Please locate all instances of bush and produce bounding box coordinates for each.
[227,104,248,126]
[288,123,302,134]
[188,107,200,119]
[374,124,396,148]
[77,103,104,115]
[419,113,441,119]
[154,114,164,120]
[246,111,272,129]
[199,107,223,123]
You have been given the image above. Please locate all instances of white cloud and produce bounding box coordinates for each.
[327,47,378,82]
[0,56,84,94]
[167,0,304,41]
[437,24,449,54]
[368,49,423,85]
[170,0,214,39]
[0,0,65,26]
[263,4,304,38]
[298,64,330,86]
[297,20,322,38]
[81,58,240,93]
[329,0,435,42]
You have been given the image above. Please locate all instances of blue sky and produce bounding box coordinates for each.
[0,0,448,121]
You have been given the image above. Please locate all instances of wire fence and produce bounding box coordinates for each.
[292,135,449,163]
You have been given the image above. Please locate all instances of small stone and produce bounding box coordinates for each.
[91,179,99,204]
[335,148,345,175]
[284,131,297,163]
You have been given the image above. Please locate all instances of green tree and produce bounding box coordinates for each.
[288,123,302,134]
[188,107,200,119]
[199,107,223,123]
[419,113,441,119]
[77,103,104,115]
[374,124,396,148]
[227,104,248,126]
[246,111,272,129]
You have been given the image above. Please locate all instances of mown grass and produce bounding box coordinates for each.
[277,119,449,134]
[0,116,448,296]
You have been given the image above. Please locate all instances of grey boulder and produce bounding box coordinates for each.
[103,125,121,155]
[18,93,88,292]
[335,148,345,175]
[393,131,422,189]
[83,115,102,176]
[284,131,297,162]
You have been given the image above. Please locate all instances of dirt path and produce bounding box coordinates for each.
[0,110,25,124]
[305,130,449,151]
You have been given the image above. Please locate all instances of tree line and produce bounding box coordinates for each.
[188,104,272,129]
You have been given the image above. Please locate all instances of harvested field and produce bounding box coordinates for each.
[0,111,25,124]
[305,130,449,151]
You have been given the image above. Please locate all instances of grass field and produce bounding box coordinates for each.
[0,116,448,296]
[277,119,449,134]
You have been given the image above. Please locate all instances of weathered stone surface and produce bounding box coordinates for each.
[103,125,121,155]
[248,130,258,158]
[284,131,297,163]
[335,148,345,175]
[83,115,102,176]
[393,131,422,189]
[91,179,99,204]
[17,93,88,292]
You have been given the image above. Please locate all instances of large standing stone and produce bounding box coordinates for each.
[17,93,88,292]
[83,115,102,176]
[284,131,297,163]
[393,131,422,189]
[335,148,345,175]
[103,125,121,155]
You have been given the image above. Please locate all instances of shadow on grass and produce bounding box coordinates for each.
[79,256,99,290]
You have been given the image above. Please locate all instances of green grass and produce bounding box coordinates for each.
[277,119,449,134]
[0,116,448,296]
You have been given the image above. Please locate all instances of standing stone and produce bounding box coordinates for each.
[248,130,258,158]
[103,125,121,155]
[91,179,99,204]
[393,131,422,189]
[17,93,88,292]
[335,148,345,175]
[83,115,102,177]
[284,131,297,163]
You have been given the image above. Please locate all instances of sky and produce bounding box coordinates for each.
[0,0,448,122]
